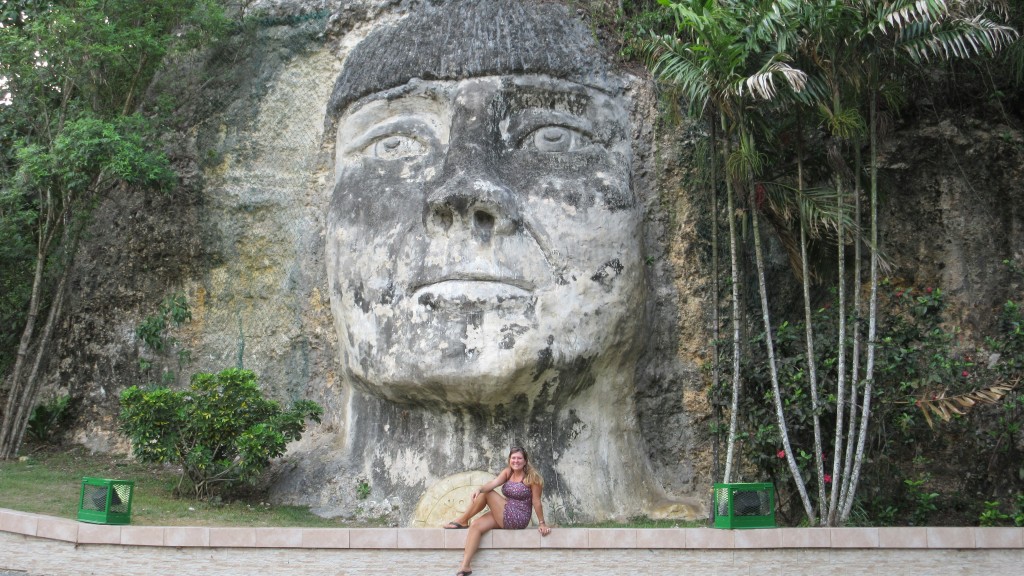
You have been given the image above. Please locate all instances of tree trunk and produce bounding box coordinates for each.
[752,182,815,523]
[0,238,48,458]
[838,142,864,518]
[842,86,880,523]
[10,271,69,457]
[710,114,723,503]
[827,173,847,526]
[722,112,742,484]
[797,134,827,524]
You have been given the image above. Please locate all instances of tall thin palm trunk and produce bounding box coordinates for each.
[751,173,816,522]
[733,118,816,521]
[710,116,723,481]
[827,172,847,525]
[838,142,864,519]
[723,112,743,483]
[11,273,68,454]
[797,130,827,524]
[842,84,880,522]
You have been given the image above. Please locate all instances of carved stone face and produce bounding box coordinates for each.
[327,74,644,405]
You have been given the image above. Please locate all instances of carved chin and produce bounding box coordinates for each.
[338,291,545,405]
[336,279,642,406]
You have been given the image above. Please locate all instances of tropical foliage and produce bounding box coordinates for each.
[0,0,229,459]
[119,368,323,499]
[639,0,1020,525]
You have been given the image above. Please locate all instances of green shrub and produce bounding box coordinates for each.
[356,479,371,500]
[119,368,322,499]
[136,292,193,386]
[979,494,1024,527]
[26,395,73,443]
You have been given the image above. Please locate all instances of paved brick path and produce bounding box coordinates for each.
[3,508,1024,575]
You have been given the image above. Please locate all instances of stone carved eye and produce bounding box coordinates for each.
[524,126,586,153]
[367,135,428,161]
[506,107,595,153]
[516,122,592,153]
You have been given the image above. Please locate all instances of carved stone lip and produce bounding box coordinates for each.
[411,276,535,298]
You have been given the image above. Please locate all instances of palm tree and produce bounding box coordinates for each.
[836,0,1018,522]
[644,0,749,486]
[647,0,1017,526]
[646,0,817,519]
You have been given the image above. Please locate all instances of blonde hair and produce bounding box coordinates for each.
[510,446,543,487]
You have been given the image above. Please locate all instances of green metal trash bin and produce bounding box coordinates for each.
[713,482,775,529]
[78,477,134,525]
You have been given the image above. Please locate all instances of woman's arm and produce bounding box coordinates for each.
[531,483,551,535]
[471,467,510,500]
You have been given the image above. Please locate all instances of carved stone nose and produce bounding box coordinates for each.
[425,174,521,243]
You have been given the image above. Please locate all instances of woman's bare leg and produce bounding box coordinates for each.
[450,492,488,526]
[451,489,507,527]
[460,513,494,572]
[458,492,507,573]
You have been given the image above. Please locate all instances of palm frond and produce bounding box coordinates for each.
[881,0,951,34]
[915,379,1019,430]
[738,58,808,100]
[642,33,715,117]
[789,72,831,107]
[817,102,867,141]
[900,16,1019,62]
[726,131,767,182]
[954,0,1011,20]
[1003,34,1024,86]
[759,181,858,239]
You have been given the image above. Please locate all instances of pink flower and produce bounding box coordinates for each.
[926,287,933,293]
[824,474,832,484]
[962,371,969,377]
[777,450,785,459]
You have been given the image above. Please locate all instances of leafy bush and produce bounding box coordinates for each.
[979,494,1024,527]
[119,368,322,498]
[26,395,73,443]
[136,292,193,385]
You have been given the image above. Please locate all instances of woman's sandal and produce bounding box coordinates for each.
[444,521,468,529]
[455,571,473,576]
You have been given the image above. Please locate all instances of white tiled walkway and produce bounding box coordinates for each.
[2,508,1023,575]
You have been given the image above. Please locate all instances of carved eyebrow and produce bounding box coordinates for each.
[340,116,442,156]
[504,109,593,144]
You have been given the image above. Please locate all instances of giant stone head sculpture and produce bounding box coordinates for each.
[272,0,702,525]
[325,1,645,407]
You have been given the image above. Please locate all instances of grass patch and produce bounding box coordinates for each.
[0,445,352,527]
[1,446,705,529]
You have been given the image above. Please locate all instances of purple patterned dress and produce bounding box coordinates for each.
[501,481,532,529]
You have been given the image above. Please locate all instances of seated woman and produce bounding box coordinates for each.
[444,446,552,575]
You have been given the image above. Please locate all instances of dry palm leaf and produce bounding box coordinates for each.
[915,379,1019,429]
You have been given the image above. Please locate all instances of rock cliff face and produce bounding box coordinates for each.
[42,0,1024,525]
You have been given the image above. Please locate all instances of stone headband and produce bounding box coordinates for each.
[326,0,618,124]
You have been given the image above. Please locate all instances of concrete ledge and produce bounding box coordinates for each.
[4,510,1024,576]
[2,508,1023,550]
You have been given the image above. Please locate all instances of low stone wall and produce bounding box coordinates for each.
[2,508,1023,575]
